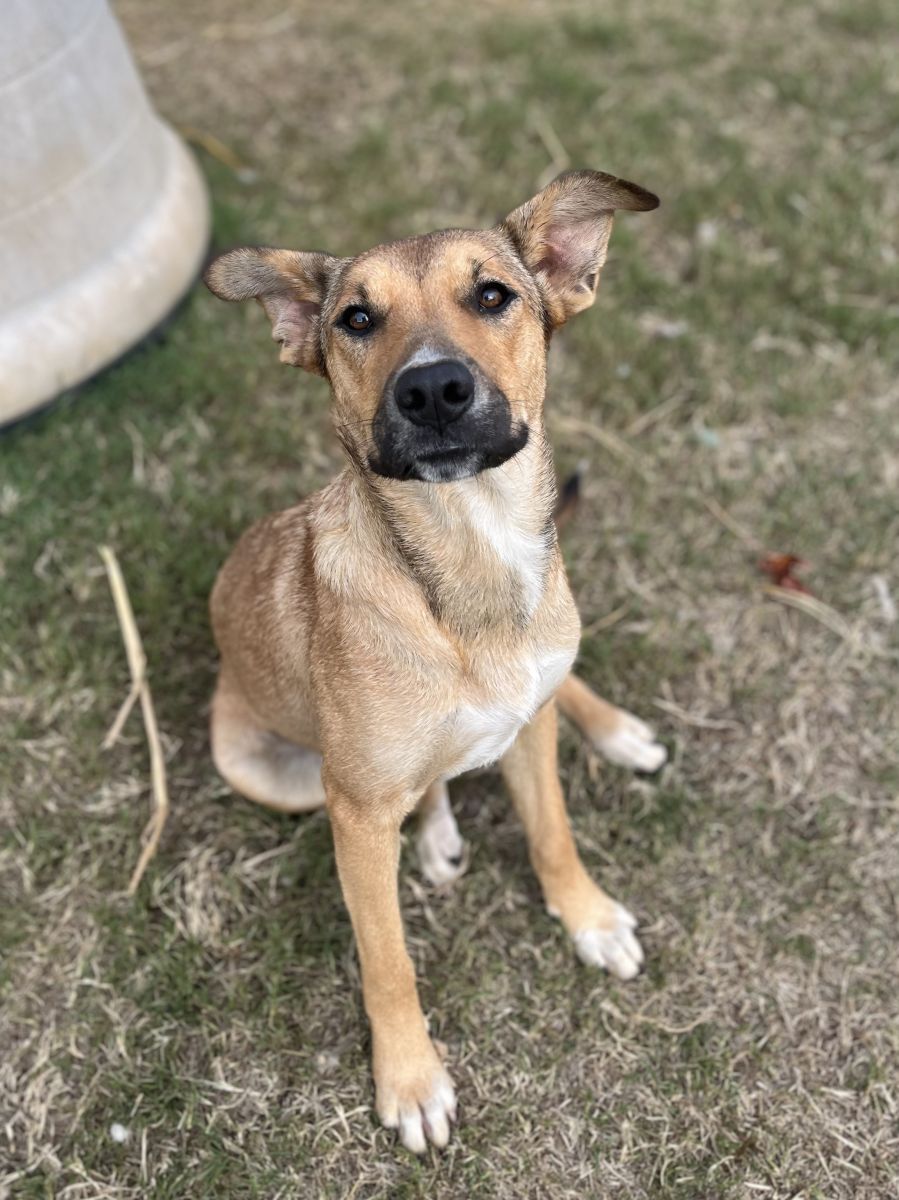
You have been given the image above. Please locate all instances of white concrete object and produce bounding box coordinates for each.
[0,0,210,426]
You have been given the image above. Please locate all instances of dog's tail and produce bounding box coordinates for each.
[554,461,586,533]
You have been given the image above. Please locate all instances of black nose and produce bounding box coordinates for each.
[393,360,474,432]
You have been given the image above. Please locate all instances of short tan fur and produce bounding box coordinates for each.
[204,170,664,1154]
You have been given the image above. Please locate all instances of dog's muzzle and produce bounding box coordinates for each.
[369,357,529,483]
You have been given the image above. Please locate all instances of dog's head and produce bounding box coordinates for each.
[205,170,658,483]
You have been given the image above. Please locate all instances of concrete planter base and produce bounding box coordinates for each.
[0,0,210,427]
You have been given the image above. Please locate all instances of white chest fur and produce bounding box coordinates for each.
[454,480,548,619]
[443,640,575,778]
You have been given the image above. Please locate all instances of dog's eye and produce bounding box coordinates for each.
[340,306,374,334]
[477,282,513,313]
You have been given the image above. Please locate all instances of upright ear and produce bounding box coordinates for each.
[502,170,659,326]
[204,247,343,374]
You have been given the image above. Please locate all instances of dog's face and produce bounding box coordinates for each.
[320,230,543,482]
[205,171,658,483]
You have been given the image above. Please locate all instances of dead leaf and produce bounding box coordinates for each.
[758,552,813,595]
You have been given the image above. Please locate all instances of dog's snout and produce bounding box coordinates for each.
[394,360,474,431]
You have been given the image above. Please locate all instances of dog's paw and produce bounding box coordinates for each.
[595,711,667,774]
[417,805,467,886]
[573,902,645,980]
[375,1046,457,1154]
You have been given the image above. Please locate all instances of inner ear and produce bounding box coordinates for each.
[258,293,323,369]
[204,247,343,374]
[502,169,658,326]
[537,218,612,307]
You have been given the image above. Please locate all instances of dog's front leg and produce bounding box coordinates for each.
[501,701,644,980]
[327,788,457,1153]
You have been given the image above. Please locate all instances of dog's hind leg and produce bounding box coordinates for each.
[211,678,325,812]
[415,779,466,885]
[502,700,644,980]
[556,673,666,773]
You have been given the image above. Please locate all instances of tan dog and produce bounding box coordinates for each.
[204,170,664,1154]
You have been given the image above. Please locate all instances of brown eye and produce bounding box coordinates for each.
[340,306,373,334]
[477,282,512,312]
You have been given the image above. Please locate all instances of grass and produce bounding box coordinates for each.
[2,0,898,1196]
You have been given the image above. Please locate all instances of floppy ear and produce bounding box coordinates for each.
[204,247,342,374]
[502,170,659,326]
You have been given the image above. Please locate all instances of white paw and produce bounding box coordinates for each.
[378,1067,457,1154]
[596,712,667,773]
[573,902,645,980]
[417,807,467,886]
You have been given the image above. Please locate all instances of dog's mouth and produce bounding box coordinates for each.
[412,446,485,484]
[370,427,528,483]
[415,446,475,465]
